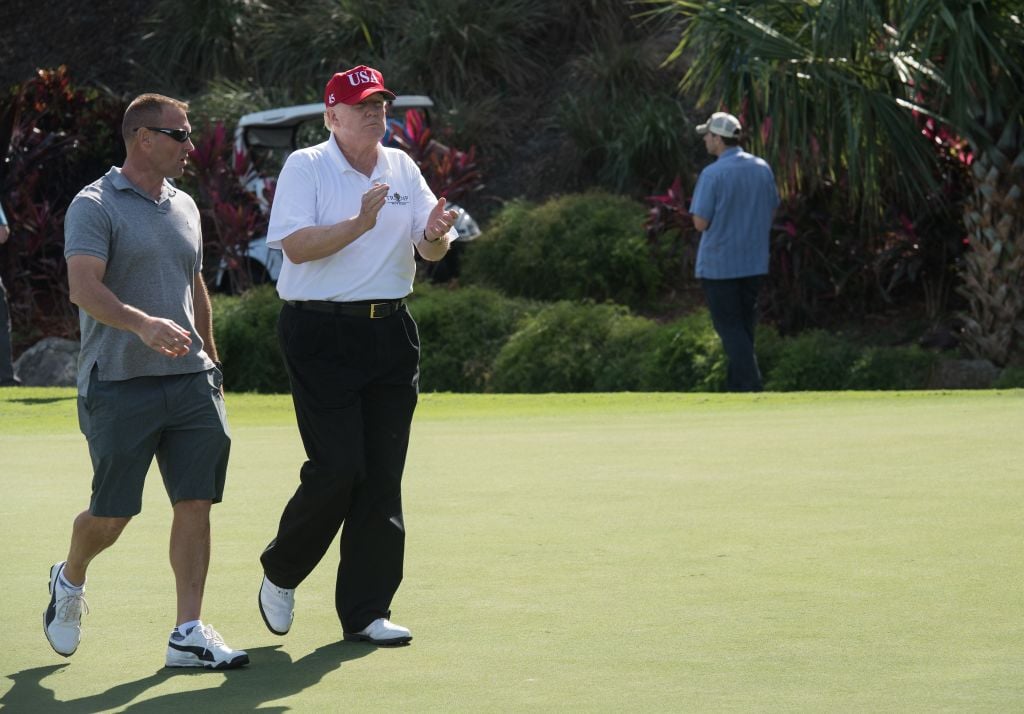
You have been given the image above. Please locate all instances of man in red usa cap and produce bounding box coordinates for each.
[257,64,457,647]
[324,65,397,106]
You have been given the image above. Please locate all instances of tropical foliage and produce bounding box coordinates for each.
[0,67,125,345]
[657,0,1024,363]
[462,192,664,309]
[3,1,1020,385]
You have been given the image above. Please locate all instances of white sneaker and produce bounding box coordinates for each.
[344,618,412,646]
[44,562,88,657]
[259,575,294,635]
[165,622,249,669]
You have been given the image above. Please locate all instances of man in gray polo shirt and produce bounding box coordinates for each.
[691,112,780,392]
[46,93,247,669]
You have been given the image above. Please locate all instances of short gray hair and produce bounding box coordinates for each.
[122,93,189,143]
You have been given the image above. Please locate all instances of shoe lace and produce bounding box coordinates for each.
[199,624,225,647]
[56,591,89,622]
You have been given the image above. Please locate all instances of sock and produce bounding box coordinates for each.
[175,619,202,637]
[58,571,84,592]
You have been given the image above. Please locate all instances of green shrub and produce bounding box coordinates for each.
[381,0,551,99]
[593,312,663,392]
[491,301,658,393]
[408,283,535,392]
[642,310,725,392]
[765,330,860,391]
[139,0,253,92]
[845,345,938,390]
[211,285,288,393]
[559,93,696,194]
[462,192,662,309]
[994,366,1024,389]
[753,323,786,385]
[554,12,695,193]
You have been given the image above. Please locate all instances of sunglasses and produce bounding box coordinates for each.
[139,126,192,143]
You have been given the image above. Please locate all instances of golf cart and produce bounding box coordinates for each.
[214,96,480,292]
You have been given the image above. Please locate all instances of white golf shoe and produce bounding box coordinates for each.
[344,618,412,646]
[259,574,295,635]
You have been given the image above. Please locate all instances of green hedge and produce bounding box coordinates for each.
[212,284,948,393]
[846,346,938,390]
[491,301,657,392]
[765,331,940,391]
[211,285,288,393]
[765,330,861,391]
[461,192,662,309]
[994,366,1024,388]
[409,283,536,392]
[644,311,726,392]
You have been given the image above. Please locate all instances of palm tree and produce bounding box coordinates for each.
[657,0,1024,365]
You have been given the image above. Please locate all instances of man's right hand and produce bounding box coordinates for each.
[357,183,390,232]
[137,316,192,358]
[280,183,393,264]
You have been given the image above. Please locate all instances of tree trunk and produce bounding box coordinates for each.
[955,120,1024,367]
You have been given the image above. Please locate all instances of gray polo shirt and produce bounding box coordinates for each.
[64,167,213,394]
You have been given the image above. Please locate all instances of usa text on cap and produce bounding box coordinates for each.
[324,65,396,106]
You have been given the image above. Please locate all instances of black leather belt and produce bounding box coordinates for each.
[285,299,406,319]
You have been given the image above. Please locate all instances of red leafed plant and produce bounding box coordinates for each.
[180,121,273,293]
[0,66,126,349]
[643,176,699,291]
[389,109,483,204]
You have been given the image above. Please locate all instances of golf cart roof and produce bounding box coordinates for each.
[237,95,435,129]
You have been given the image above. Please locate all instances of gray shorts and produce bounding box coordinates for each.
[77,366,230,517]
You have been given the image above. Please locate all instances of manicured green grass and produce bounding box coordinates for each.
[1,388,1022,711]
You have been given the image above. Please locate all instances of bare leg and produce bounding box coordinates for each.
[63,510,131,586]
[170,499,211,625]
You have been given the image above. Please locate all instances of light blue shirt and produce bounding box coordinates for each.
[690,147,779,279]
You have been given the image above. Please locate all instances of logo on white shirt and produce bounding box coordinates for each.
[385,191,409,206]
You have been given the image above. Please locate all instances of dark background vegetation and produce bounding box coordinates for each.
[1,0,1004,390]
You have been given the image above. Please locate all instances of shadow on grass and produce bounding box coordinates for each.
[6,397,77,405]
[1,642,378,711]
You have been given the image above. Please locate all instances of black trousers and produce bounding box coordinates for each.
[701,275,764,392]
[261,302,420,633]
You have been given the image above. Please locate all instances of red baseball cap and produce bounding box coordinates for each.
[324,65,396,106]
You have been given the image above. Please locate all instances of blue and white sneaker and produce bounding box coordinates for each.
[44,561,88,657]
[165,623,249,669]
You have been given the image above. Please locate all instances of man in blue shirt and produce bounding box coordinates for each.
[690,112,780,391]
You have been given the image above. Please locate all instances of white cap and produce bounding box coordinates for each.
[696,112,742,138]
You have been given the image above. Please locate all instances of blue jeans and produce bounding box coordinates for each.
[701,276,764,392]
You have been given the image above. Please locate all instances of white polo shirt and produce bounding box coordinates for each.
[266,136,455,301]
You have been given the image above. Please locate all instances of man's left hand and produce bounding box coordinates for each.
[424,198,457,242]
